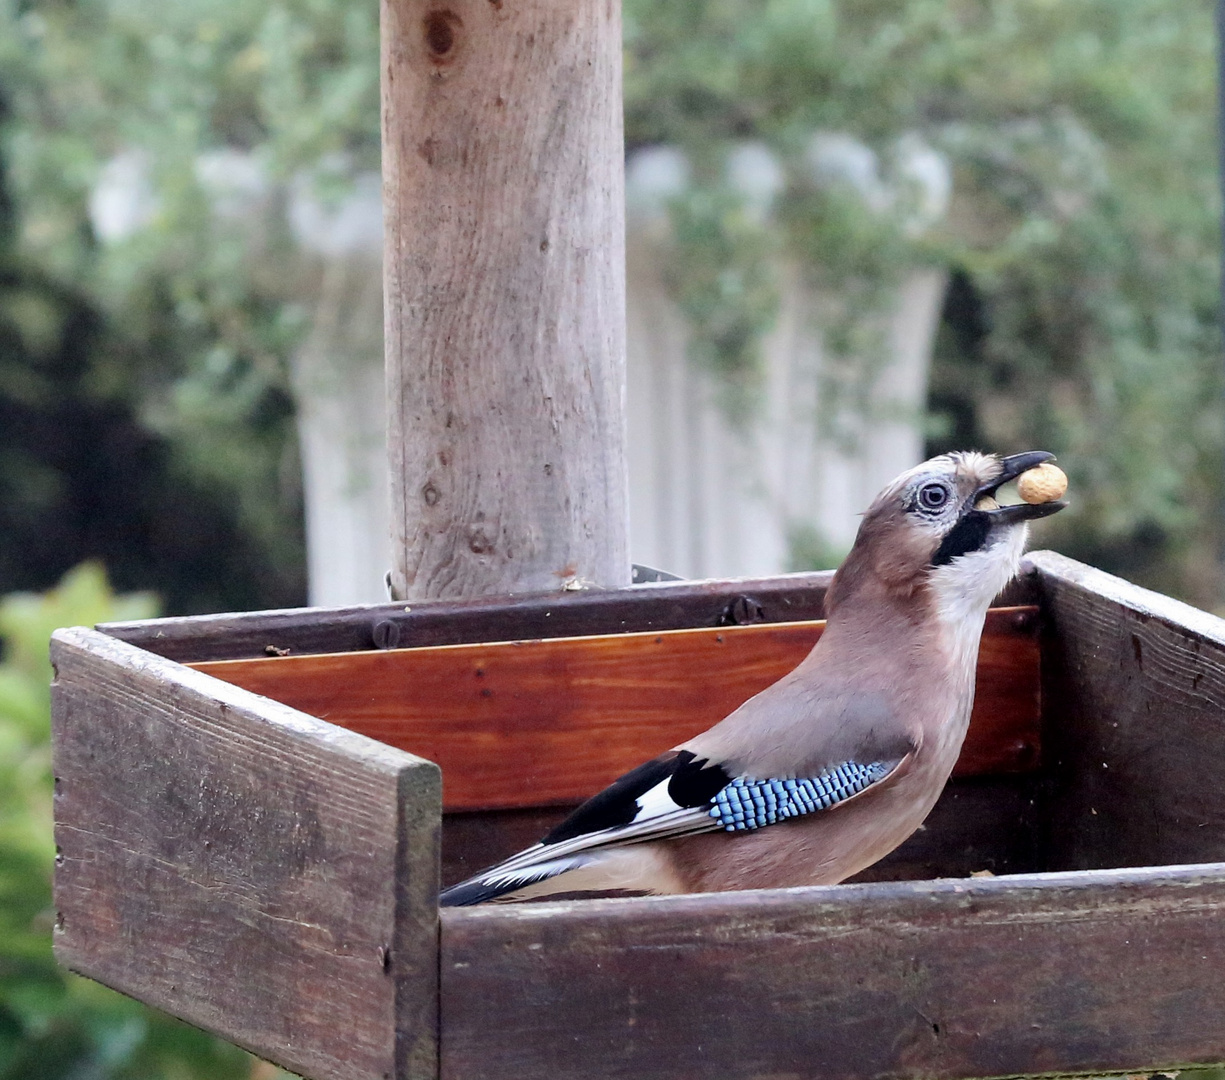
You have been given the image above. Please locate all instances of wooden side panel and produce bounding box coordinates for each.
[50,628,441,1080]
[193,608,1041,812]
[98,571,1043,664]
[99,571,839,661]
[441,866,1225,1080]
[1027,551,1225,871]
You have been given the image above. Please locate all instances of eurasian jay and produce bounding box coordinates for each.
[440,450,1065,905]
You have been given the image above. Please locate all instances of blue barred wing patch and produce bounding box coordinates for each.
[708,761,893,832]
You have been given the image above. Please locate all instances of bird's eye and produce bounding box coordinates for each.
[918,483,949,511]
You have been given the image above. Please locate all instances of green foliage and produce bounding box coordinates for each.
[663,186,781,412]
[785,522,847,573]
[2,0,1221,599]
[0,245,308,612]
[0,564,261,1078]
[0,0,343,601]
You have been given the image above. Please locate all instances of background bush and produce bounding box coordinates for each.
[0,563,271,1078]
[1,0,1220,610]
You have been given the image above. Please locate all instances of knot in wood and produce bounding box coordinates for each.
[423,10,460,61]
[1013,739,1039,769]
[467,524,495,555]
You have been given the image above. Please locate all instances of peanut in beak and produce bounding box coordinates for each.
[1017,463,1067,504]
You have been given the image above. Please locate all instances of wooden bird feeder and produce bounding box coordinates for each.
[49,0,1225,1078]
[51,556,1225,1080]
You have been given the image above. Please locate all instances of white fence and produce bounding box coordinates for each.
[627,235,945,579]
[94,148,948,603]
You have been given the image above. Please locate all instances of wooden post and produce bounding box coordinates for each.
[382,0,629,600]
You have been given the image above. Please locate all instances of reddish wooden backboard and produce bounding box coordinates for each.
[192,607,1040,811]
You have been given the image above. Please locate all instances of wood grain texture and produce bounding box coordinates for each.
[1027,550,1225,871]
[98,571,838,661]
[50,627,441,1080]
[192,607,1040,812]
[382,0,629,599]
[440,864,1225,1080]
[98,572,1043,666]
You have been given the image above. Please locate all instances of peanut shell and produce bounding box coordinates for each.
[1017,463,1067,504]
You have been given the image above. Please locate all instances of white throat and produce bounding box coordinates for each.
[927,523,1029,676]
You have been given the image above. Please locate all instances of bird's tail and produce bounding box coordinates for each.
[440,843,685,906]
[439,854,594,906]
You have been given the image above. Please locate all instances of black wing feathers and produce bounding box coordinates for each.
[441,747,906,905]
[542,749,733,846]
[543,752,681,844]
[667,751,733,806]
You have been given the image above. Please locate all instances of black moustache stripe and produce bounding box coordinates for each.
[932,511,992,566]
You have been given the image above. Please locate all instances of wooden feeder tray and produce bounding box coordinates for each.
[50,551,1225,1080]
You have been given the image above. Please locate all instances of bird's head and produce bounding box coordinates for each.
[827,450,1066,620]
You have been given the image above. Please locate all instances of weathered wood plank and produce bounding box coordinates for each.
[192,608,1040,812]
[99,571,1043,664]
[50,627,441,1080]
[382,0,629,599]
[1026,551,1225,871]
[440,864,1225,1080]
[98,571,841,661]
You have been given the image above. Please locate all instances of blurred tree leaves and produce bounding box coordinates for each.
[0,245,307,612]
[0,0,1221,606]
[0,564,263,1078]
[622,0,1223,599]
[0,0,323,611]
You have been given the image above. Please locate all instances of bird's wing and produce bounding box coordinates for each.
[683,659,924,783]
[439,746,909,905]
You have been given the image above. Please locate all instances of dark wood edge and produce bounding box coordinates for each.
[396,757,443,1080]
[51,626,437,776]
[1024,550,1225,642]
[97,571,835,661]
[96,569,1042,663]
[440,858,1225,929]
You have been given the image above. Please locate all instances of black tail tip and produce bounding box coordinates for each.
[438,879,511,907]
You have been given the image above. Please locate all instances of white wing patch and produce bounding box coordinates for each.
[633,776,688,820]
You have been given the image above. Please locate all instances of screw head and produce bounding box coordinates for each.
[723,596,765,626]
[372,620,402,650]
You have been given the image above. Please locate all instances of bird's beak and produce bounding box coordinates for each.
[974,451,1067,524]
